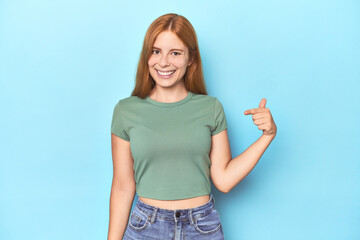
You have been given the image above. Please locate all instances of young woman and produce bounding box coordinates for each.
[108,13,277,240]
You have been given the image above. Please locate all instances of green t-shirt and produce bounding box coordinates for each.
[111,91,227,200]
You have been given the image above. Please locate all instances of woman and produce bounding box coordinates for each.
[108,13,277,240]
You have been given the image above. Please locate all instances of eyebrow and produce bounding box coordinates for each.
[152,47,184,52]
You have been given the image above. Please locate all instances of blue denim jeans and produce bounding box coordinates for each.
[123,194,225,240]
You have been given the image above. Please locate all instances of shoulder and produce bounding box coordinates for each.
[115,95,144,110]
[191,92,222,106]
[191,92,216,101]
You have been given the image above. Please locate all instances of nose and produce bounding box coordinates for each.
[159,54,170,67]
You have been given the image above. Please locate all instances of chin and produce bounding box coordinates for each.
[156,81,177,88]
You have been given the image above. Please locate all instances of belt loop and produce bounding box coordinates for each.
[212,194,215,204]
[150,207,158,223]
[188,209,194,225]
[173,210,178,223]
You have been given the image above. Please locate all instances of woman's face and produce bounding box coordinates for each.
[148,30,193,89]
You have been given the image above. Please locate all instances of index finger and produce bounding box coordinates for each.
[244,108,262,115]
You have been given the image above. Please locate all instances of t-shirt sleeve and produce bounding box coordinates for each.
[111,101,130,141]
[211,97,228,136]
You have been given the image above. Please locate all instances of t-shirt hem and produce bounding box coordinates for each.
[137,191,211,201]
[111,130,130,141]
[211,127,227,136]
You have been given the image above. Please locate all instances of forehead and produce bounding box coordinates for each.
[153,31,186,50]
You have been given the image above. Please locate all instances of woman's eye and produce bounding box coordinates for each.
[152,50,160,54]
[172,52,180,56]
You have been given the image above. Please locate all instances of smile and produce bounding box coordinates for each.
[156,69,176,75]
[156,69,176,78]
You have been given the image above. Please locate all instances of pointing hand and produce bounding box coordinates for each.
[244,98,277,137]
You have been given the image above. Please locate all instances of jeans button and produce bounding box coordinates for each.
[175,211,181,218]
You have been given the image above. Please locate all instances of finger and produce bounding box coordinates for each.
[254,118,267,125]
[252,113,267,120]
[259,98,267,108]
[258,124,267,131]
[244,108,266,115]
[244,108,258,115]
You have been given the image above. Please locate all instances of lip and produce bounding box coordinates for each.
[155,69,176,79]
[155,69,176,72]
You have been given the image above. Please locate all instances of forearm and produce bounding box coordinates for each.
[108,185,135,240]
[223,134,275,193]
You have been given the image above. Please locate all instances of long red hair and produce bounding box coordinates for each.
[131,13,208,98]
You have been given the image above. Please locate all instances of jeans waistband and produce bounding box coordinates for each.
[135,194,216,224]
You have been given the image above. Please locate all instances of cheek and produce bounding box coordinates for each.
[148,56,157,66]
[172,58,188,68]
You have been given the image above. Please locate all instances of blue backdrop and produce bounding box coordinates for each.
[0,0,359,239]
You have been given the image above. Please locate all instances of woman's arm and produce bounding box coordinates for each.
[108,134,136,240]
[210,98,277,193]
[108,184,135,240]
[222,134,275,193]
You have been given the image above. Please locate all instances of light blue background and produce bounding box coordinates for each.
[1,0,359,239]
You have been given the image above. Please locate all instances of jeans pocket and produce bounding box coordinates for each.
[128,207,150,231]
[194,208,222,234]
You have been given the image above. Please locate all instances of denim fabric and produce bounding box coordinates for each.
[123,194,225,240]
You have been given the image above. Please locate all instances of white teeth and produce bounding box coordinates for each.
[157,70,175,76]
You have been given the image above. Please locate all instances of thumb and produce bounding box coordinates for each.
[259,98,267,108]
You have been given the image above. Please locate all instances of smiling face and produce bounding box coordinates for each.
[148,30,193,89]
